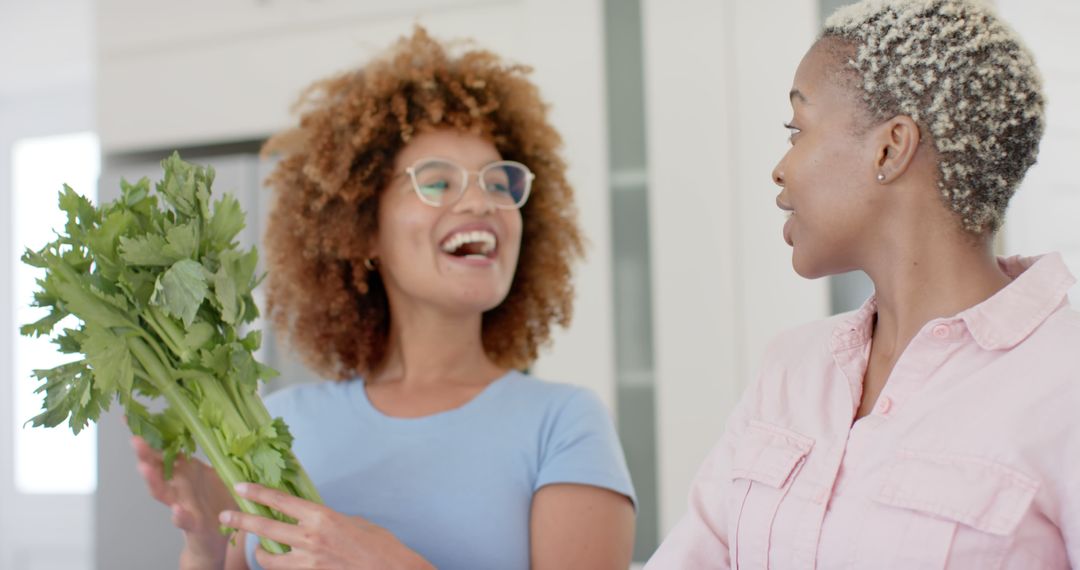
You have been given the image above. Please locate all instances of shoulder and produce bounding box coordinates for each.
[488,372,616,441]
[732,313,857,416]
[498,371,610,417]
[761,312,853,370]
[1040,302,1080,339]
[513,374,635,501]
[1016,303,1080,374]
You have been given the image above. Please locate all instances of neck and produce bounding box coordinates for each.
[862,224,1010,356]
[368,301,503,389]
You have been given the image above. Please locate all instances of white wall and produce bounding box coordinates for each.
[0,0,93,99]
[641,0,828,534]
[998,0,1080,298]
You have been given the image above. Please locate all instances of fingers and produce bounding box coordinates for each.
[220,510,303,548]
[134,455,177,505]
[131,436,162,464]
[131,437,196,509]
[168,461,201,499]
[170,504,200,531]
[234,483,316,521]
[137,463,167,498]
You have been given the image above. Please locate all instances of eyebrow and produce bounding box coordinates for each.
[789,89,808,104]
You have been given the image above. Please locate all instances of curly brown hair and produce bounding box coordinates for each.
[261,27,584,380]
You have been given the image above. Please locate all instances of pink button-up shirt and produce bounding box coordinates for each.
[647,253,1080,569]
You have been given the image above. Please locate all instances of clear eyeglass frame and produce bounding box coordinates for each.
[404,158,535,210]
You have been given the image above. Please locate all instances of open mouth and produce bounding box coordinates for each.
[440,230,498,260]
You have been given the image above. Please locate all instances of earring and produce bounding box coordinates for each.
[876,173,886,182]
[363,257,377,271]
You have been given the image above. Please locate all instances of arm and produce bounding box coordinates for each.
[644,368,765,570]
[529,388,638,568]
[224,483,433,570]
[530,483,635,570]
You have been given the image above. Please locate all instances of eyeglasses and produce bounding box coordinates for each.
[404,158,534,209]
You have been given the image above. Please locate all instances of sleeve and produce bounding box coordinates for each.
[1053,464,1080,568]
[534,388,637,508]
[644,368,759,570]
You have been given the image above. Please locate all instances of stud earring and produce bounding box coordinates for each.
[876,173,886,182]
[363,257,377,271]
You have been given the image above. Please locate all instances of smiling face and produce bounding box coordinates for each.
[771,40,887,279]
[371,129,524,317]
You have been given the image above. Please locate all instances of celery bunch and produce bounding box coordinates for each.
[20,153,320,553]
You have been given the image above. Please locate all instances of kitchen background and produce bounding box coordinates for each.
[1,0,1076,568]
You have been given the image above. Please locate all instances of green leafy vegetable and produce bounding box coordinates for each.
[20,153,320,554]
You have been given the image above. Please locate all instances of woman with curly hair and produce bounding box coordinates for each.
[647,0,1080,568]
[133,27,635,570]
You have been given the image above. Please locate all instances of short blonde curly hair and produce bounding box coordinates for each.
[261,27,584,379]
[823,0,1045,234]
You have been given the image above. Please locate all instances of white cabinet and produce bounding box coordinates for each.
[98,0,515,53]
[98,0,531,153]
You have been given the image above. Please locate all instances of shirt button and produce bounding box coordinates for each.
[876,396,893,415]
[931,324,950,339]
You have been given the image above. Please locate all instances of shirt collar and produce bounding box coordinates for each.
[829,253,1076,352]
[830,296,877,352]
[959,253,1076,350]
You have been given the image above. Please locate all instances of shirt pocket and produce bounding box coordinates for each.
[729,420,814,570]
[872,449,1039,569]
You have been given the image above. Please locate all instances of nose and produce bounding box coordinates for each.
[452,174,496,215]
[772,161,785,187]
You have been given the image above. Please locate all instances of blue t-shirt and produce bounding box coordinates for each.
[245,371,635,570]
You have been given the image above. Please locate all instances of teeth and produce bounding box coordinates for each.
[440,230,497,255]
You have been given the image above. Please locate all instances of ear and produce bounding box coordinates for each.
[871,115,921,184]
[366,234,380,262]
